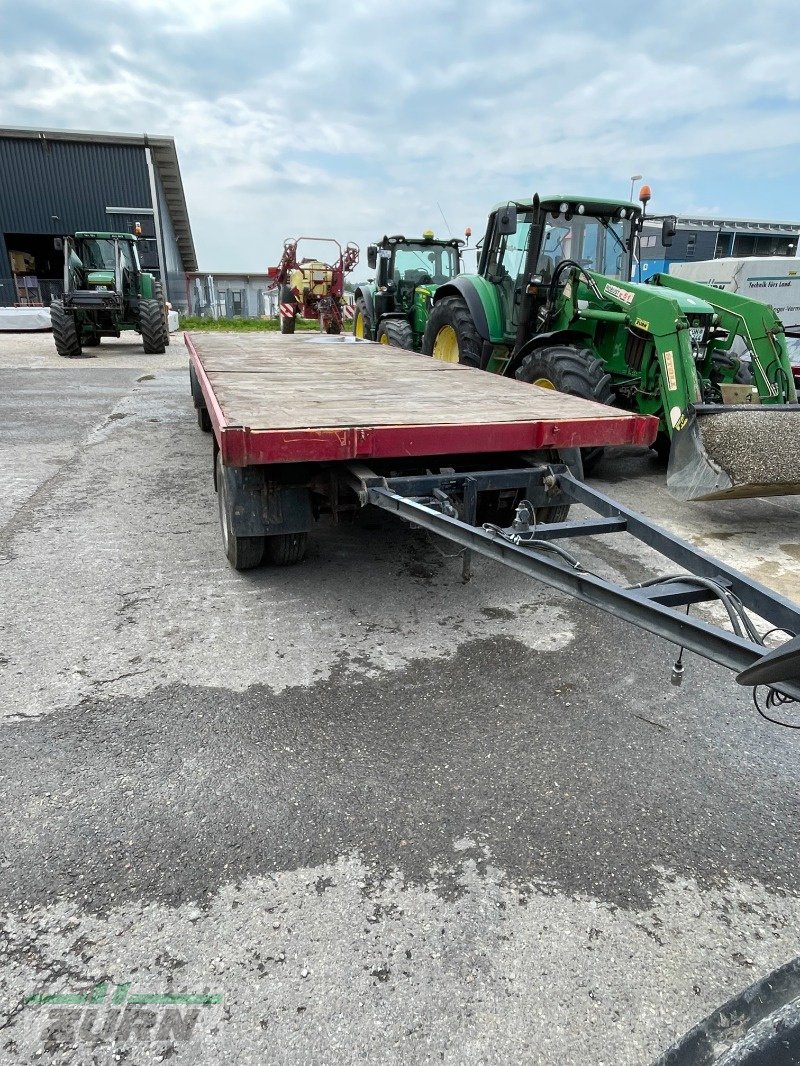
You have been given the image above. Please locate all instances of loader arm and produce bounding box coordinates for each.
[650,272,797,404]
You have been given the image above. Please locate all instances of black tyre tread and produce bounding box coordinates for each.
[216,452,264,570]
[264,532,308,566]
[197,406,212,432]
[516,345,614,474]
[50,300,82,359]
[140,299,166,354]
[354,296,372,339]
[153,280,170,346]
[83,335,101,347]
[377,318,415,351]
[422,296,481,367]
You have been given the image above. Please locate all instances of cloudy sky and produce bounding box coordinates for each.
[1,0,799,271]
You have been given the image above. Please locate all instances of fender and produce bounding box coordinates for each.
[507,329,592,377]
[431,276,505,343]
[354,284,376,321]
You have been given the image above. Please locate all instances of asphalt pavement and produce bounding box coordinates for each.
[1,331,799,1065]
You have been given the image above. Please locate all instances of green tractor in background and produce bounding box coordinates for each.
[51,232,169,358]
[353,231,463,349]
[422,193,800,502]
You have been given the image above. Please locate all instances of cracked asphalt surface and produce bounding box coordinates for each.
[1,332,799,1064]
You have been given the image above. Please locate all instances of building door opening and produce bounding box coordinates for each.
[4,232,65,305]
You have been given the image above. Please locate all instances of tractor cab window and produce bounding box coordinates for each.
[539,215,629,279]
[80,238,117,271]
[488,213,533,331]
[392,243,458,287]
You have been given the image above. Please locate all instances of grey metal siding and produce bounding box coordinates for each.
[154,169,187,310]
[0,137,151,305]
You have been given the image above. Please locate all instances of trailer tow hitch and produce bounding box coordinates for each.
[354,461,800,718]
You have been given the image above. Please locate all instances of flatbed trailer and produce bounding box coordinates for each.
[187,332,800,705]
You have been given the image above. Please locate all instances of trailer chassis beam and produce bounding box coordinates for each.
[359,464,800,698]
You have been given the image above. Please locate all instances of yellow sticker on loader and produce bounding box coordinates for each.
[663,350,678,392]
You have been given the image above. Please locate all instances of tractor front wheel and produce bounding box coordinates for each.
[50,300,83,359]
[377,318,415,351]
[516,345,614,473]
[422,296,481,367]
[353,297,372,340]
[140,300,166,354]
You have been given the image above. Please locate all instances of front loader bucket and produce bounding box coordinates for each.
[667,404,800,502]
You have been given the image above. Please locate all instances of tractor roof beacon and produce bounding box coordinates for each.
[423,191,800,502]
[354,232,463,351]
[51,231,169,358]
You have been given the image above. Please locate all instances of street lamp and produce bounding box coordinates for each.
[628,174,642,202]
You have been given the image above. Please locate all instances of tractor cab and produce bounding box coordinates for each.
[478,196,641,340]
[368,232,462,315]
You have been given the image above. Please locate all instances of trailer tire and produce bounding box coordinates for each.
[423,296,481,367]
[197,406,212,432]
[265,532,308,566]
[153,280,170,346]
[377,318,415,351]
[516,345,614,473]
[353,297,372,340]
[216,453,264,570]
[50,300,83,359]
[325,319,342,335]
[280,285,297,334]
[140,299,166,354]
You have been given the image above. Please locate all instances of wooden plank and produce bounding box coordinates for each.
[186,332,659,466]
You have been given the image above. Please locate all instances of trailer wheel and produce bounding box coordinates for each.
[216,453,264,570]
[280,285,297,334]
[197,406,212,432]
[264,532,308,566]
[516,345,614,473]
[353,297,372,340]
[377,318,415,351]
[423,296,481,368]
[50,300,83,359]
[140,299,166,354]
[325,319,342,335]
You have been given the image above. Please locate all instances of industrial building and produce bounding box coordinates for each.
[0,126,197,310]
[636,212,800,280]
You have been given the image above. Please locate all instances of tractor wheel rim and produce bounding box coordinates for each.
[379,334,389,345]
[532,377,557,390]
[432,324,459,363]
[354,313,364,339]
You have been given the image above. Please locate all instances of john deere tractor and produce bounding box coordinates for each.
[353,232,462,350]
[422,194,800,501]
[50,232,169,358]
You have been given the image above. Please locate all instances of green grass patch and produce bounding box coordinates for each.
[180,316,352,333]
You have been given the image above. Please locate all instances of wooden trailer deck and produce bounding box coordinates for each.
[186,333,658,467]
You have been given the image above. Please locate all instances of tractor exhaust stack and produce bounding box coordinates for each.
[667,404,800,501]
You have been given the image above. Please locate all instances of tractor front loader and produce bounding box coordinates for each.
[51,232,169,358]
[421,193,799,502]
[268,238,359,335]
[353,232,463,350]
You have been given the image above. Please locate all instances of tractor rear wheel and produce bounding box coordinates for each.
[353,297,372,340]
[516,345,614,473]
[140,300,166,354]
[50,300,83,359]
[377,318,415,351]
[153,280,170,347]
[422,296,481,367]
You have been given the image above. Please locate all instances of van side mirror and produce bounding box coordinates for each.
[367,245,378,270]
[497,205,517,236]
[661,216,678,248]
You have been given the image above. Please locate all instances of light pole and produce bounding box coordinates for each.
[628,174,642,202]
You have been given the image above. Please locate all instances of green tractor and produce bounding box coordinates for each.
[51,232,169,358]
[422,194,800,501]
[353,231,463,349]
